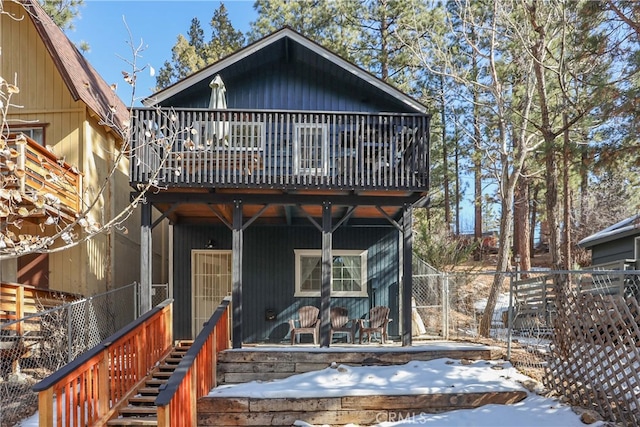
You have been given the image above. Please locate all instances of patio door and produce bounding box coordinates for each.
[191,250,232,337]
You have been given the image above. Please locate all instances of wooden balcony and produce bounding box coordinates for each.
[129,109,429,191]
[1,134,82,218]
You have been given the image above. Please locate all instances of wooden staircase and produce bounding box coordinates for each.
[106,341,192,426]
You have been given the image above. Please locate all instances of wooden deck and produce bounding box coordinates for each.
[202,342,513,426]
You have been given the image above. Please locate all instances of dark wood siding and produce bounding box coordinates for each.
[591,236,637,265]
[166,59,410,113]
[172,224,399,342]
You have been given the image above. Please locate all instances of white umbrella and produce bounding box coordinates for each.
[208,74,228,145]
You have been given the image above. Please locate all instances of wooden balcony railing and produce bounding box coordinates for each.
[32,299,173,427]
[1,134,82,215]
[155,297,231,427]
[130,109,429,191]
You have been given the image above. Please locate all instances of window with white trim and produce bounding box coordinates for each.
[293,123,328,175]
[294,249,368,297]
[191,121,264,151]
[228,122,264,150]
[10,126,45,146]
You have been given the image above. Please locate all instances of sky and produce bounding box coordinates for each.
[20,355,604,426]
[67,1,258,106]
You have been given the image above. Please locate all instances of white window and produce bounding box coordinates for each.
[294,123,328,175]
[228,122,264,150]
[10,127,45,145]
[191,121,264,151]
[294,249,368,297]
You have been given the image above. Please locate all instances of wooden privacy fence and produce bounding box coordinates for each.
[155,296,231,427]
[545,290,640,425]
[508,274,557,332]
[32,299,173,427]
[1,282,80,375]
[1,282,80,329]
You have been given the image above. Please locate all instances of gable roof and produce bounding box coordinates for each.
[578,213,640,249]
[145,27,427,114]
[22,0,129,138]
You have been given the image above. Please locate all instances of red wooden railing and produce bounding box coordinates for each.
[156,296,231,427]
[32,299,173,427]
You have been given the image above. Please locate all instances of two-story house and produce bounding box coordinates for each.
[1,0,167,297]
[130,27,430,348]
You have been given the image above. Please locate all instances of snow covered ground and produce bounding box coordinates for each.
[210,358,605,427]
[20,355,604,426]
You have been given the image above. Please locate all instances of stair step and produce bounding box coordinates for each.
[152,371,173,378]
[138,387,161,395]
[157,364,177,371]
[107,416,158,426]
[164,357,182,364]
[129,396,157,404]
[145,379,166,386]
[119,406,157,416]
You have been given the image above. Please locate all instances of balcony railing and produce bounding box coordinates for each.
[130,109,429,191]
[1,134,82,215]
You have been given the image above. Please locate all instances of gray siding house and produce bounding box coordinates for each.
[579,214,640,266]
[129,28,430,348]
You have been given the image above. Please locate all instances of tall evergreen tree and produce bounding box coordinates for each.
[156,3,245,89]
[249,0,358,61]
[39,0,83,30]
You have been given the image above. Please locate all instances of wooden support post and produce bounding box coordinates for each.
[157,406,170,427]
[402,204,413,347]
[38,387,54,427]
[190,367,197,427]
[136,318,147,380]
[232,200,243,348]
[15,286,24,335]
[320,201,332,348]
[140,201,153,314]
[99,348,110,417]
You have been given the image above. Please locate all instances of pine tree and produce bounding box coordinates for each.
[38,0,84,30]
[156,3,245,89]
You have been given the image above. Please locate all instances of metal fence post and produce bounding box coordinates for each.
[507,256,520,361]
[67,303,73,363]
[442,273,450,340]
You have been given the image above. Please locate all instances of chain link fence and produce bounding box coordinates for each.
[412,260,640,425]
[0,282,168,427]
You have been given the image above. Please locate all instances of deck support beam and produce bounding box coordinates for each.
[320,201,332,348]
[232,200,243,348]
[140,201,153,315]
[401,203,413,346]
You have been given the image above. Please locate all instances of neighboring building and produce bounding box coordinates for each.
[130,28,430,347]
[1,0,167,296]
[578,214,640,267]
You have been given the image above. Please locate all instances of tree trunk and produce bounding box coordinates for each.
[441,75,451,231]
[562,113,571,270]
[530,185,539,256]
[479,191,514,337]
[454,111,461,235]
[514,173,531,273]
[545,150,563,270]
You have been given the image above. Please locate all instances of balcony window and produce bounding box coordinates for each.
[293,123,328,175]
[192,121,264,151]
[227,122,264,151]
[294,249,368,297]
[10,126,45,146]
